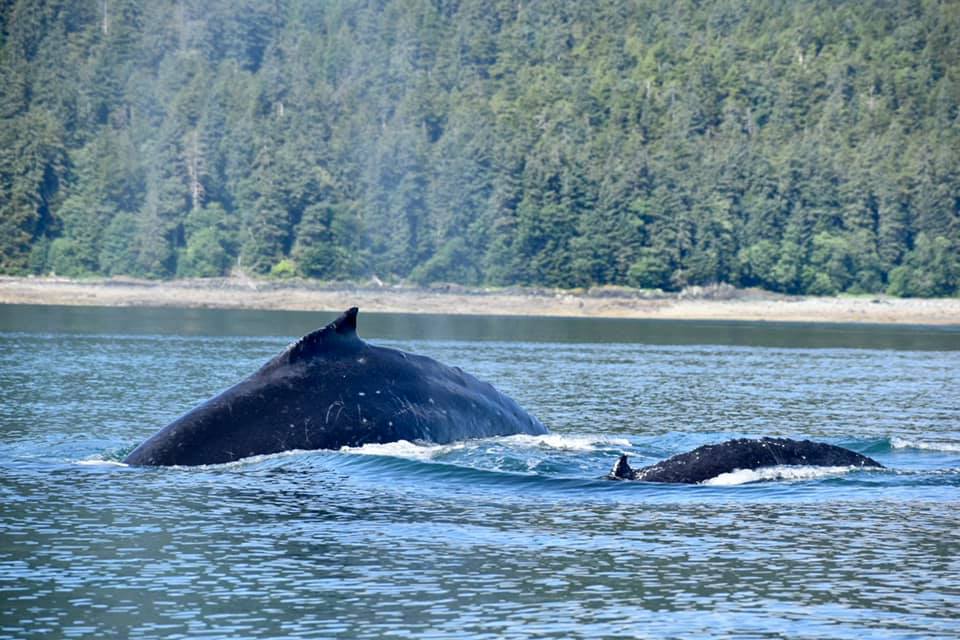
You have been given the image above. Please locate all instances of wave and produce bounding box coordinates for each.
[340,440,466,461]
[96,433,959,491]
[701,465,864,486]
[76,457,128,467]
[339,433,631,461]
[890,437,960,453]
[497,433,632,451]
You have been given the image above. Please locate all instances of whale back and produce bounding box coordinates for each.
[611,437,883,484]
[124,308,547,466]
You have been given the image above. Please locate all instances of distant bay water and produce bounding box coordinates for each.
[2,304,958,639]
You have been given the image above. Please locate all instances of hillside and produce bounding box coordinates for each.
[1,0,958,296]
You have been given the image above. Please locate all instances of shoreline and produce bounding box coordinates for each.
[1,276,959,326]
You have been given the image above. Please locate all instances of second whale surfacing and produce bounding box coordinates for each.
[124,307,548,466]
[610,437,884,484]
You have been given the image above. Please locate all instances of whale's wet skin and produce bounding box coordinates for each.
[610,437,884,483]
[124,308,546,466]
[2,305,959,639]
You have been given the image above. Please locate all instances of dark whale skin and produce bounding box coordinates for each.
[124,307,548,466]
[610,437,884,483]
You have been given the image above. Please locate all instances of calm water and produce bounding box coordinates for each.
[2,304,959,639]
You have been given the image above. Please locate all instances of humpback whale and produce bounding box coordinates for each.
[610,437,883,483]
[124,307,548,466]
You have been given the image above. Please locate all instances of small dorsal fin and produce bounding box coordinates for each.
[286,307,361,361]
[611,454,635,480]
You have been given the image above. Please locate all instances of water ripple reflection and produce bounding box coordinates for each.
[2,308,959,638]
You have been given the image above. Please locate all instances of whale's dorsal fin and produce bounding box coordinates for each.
[610,454,635,480]
[326,306,359,338]
[273,307,362,367]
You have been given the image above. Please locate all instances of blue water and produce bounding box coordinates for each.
[2,305,959,638]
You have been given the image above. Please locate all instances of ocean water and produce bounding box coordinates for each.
[1,304,959,639]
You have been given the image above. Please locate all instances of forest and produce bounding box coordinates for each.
[1,0,958,296]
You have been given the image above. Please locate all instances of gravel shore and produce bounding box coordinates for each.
[1,276,958,325]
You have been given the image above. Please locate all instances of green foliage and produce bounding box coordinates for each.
[738,241,779,289]
[805,232,854,295]
[47,239,90,277]
[27,236,51,275]
[885,266,915,298]
[292,202,366,280]
[177,203,238,277]
[410,238,479,286]
[178,228,231,277]
[53,194,111,275]
[627,249,671,290]
[269,259,296,279]
[98,213,140,276]
[2,0,960,297]
[0,109,66,273]
[886,234,959,297]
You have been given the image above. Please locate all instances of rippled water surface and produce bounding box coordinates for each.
[2,305,959,639]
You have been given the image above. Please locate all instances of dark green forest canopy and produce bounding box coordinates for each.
[1,0,958,296]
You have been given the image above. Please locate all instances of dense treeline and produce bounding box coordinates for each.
[1,0,959,296]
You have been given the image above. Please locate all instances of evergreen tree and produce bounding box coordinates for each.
[0,109,66,273]
[1,0,958,297]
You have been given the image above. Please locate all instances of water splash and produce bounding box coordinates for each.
[76,457,128,467]
[340,440,465,461]
[891,436,960,453]
[702,465,863,486]
[496,433,632,451]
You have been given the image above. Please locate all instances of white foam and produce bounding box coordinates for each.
[76,458,127,467]
[498,433,632,452]
[340,440,464,461]
[217,448,315,468]
[891,437,960,453]
[701,465,857,486]
[338,433,629,460]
